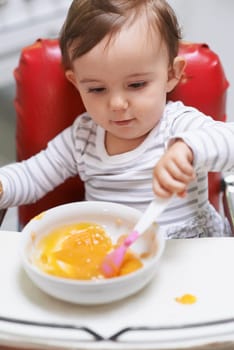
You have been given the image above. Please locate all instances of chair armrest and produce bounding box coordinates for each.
[0,209,7,227]
[222,174,234,234]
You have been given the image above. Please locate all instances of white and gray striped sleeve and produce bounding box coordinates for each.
[169,109,234,172]
[0,125,78,208]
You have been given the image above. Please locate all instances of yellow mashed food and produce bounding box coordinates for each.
[175,294,197,304]
[32,222,143,280]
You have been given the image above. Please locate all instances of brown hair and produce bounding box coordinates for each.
[59,0,182,69]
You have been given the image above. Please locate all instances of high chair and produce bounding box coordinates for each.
[0,39,234,230]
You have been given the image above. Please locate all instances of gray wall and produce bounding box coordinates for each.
[168,0,234,122]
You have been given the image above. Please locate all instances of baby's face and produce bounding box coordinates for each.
[66,15,182,154]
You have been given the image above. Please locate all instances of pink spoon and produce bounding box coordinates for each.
[101,196,172,278]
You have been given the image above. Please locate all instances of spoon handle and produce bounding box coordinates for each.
[134,196,172,234]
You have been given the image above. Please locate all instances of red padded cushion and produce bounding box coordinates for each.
[14,39,229,227]
[14,39,85,227]
[170,42,229,213]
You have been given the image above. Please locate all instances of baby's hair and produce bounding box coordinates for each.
[59,0,182,69]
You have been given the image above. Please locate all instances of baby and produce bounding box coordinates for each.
[1,0,234,238]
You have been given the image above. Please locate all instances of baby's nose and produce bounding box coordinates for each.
[109,94,128,111]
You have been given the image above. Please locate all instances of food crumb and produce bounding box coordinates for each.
[175,293,197,305]
[115,218,123,226]
[33,212,45,221]
[30,232,36,242]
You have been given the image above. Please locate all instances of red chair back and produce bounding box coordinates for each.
[14,39,229,227]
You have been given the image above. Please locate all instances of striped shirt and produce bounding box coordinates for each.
[1,101,234,238]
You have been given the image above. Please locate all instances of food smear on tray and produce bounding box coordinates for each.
[175,293,197,304]
[32,222,143,280]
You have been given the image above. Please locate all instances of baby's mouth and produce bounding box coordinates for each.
[112,119,134,126]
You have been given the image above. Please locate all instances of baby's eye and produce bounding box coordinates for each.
[128,81,147,89]
[88,87,106,93]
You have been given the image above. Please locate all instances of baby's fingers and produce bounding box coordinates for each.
[153,167,190,197]
[166,159,195,182]
[152,178,172,197]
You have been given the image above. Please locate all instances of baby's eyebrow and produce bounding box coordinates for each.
[79,72,154,84]
[126,72,154,80]
[79,78,102,84]
[126,72,153,78]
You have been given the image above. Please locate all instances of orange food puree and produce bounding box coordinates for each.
[33,222,143,280]
[175,294,197,304]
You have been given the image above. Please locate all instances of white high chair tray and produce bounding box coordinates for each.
[0,232,234,350]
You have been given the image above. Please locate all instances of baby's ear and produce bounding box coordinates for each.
[65,70,79,89]
[166,56,186,93]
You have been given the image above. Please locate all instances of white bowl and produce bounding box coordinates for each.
[20,201,165,305]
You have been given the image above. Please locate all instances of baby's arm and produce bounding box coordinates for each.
[153,104,234,198]
[0,126,78,209]
[168,106,234,174]
[153,140,195,198]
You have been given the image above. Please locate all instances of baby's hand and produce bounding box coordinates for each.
[153,140,195,198]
